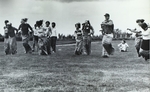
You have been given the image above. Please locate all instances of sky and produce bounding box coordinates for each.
[0,0,149,35]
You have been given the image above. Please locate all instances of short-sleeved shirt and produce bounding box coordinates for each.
[51,27,57,37]
[74,30,83,41]
[101,20,114,34]
[18,23,32,35]
[37,27,46,37]
[118,43,129,51]
[135,25,143,39]
[33,27,39,36]
[142,28,150,40]
[43,26,52,37]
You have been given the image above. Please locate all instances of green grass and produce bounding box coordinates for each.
[0,40,149,92]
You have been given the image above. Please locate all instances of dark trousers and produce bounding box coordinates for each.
[51,37,57,52]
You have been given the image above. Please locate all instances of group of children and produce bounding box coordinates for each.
[74,22,129,54]
[74,20,94,55]
[3,16,150,61]
[127,19,150,61]
[4,19,57,55]
[32,20,57,55]
[4,20,18,55]
[74,15,149,61]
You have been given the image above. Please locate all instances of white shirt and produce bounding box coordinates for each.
[136,25,150,40]
[43,26,52,37]
[136,25,143,32]
[4,27,8,33]
[33,27,39,36]
[141,28,150,40]
[37,27,45,37]
[118,43,129,51]
[51,27,57,37]
[135,25,143,39]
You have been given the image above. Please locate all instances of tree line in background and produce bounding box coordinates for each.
[0,28,133,42]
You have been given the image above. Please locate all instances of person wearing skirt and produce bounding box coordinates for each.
[74,23,83,55]
[139,23,150,61]
[4,22,18,55]
[128,19,150,61]
[127,19,144,57]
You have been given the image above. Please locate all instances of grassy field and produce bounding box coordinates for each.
[0,40,149,92]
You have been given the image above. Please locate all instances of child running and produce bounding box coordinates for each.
[74,23,83,55]
[127,19,144,57]
[4,21,18,55]
[18,18,33,54]
[82,20,94,55]
[128,19,150,61]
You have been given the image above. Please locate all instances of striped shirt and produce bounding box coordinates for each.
[74,30,83,41]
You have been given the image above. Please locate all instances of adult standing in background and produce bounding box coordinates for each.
[82,20,94,55]
[51,22,57,53]
[4,22,18,55]
[18,18,33,54]
[101,13,115,58]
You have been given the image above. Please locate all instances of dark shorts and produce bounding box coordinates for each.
[141,40,150,50]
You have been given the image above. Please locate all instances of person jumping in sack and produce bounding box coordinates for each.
[101,13,115,58]
[82,20,94,55]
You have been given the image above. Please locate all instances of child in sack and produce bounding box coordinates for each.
[74,23,83,55]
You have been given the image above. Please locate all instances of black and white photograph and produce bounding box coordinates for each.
[0,0,150,91]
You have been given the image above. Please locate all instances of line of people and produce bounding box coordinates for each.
[74,13,115,57]
[4,19,57,55]
[3,13,150,61]
[74,13,150,61]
